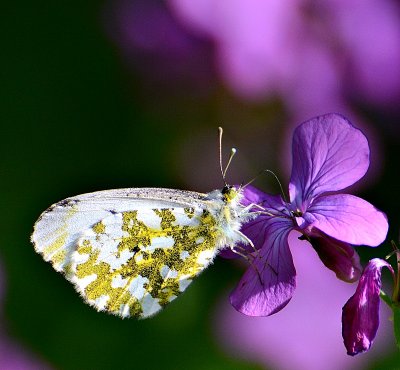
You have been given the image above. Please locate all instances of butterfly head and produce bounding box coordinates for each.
[221,185,240,204]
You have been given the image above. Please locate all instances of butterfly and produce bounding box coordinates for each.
[31,129,257,318]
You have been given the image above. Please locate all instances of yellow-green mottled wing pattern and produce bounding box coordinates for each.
[70,207,220,318]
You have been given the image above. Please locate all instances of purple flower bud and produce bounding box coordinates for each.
[342,258,395,355]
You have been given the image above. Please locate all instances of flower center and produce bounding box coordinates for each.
[291,208,303,217]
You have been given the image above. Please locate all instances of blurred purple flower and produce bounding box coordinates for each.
[104,0,215,92]
[0,260,51,369]
[342,258,397,355]
[169,0,400,107]
[227,114,388,316]
[215,237,394,370]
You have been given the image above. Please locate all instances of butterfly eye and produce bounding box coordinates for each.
[221,186,237,203]
[222,185,232,194]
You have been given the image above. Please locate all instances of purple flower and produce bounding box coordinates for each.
[215,239,393,370]
[228,113,388,316]
[169,0,400,108]
[342,258,395,356]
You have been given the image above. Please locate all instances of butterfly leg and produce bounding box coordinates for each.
[240,202,272,215]
[229,231,265,285]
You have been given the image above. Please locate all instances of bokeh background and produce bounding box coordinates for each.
[1,1,400,369]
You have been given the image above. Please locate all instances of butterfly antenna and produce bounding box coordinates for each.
[264,169,288,203]
[218,127,226,186]
[219,127,237,185]
[223,148,237,180]
[243,169,288,203]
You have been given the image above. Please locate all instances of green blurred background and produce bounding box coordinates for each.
[1,2,261,369]
[1,1,400,369]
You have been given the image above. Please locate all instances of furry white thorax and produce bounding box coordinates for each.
[204,186,256,250]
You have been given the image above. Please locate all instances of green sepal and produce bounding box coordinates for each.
[380,290,392,307]
[380,291,400,350]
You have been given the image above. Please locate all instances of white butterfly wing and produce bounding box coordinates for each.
[31,188,206,272]
[32,188,222,318]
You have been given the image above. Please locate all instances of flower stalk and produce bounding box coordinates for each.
[392,248,400,304]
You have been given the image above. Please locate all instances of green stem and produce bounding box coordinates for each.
[380,290,393,307]
[392,252,400,303]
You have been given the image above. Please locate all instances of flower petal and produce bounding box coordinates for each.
[289,114,370,205]
[230,216,296,316]
[240,185,288,212]
[308,232,362,282]
[304,194,388,246]
[342,258,395,355]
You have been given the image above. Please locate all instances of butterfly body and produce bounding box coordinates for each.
[31,186,254,318]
